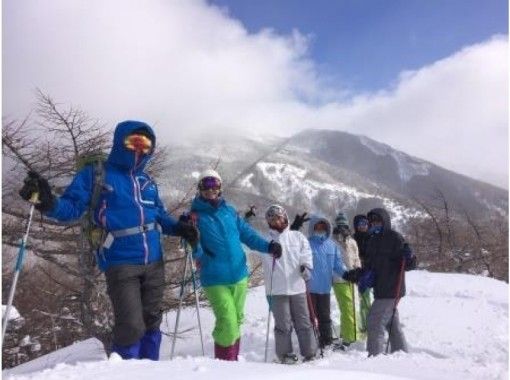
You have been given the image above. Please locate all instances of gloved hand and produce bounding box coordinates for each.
[290,212,310,231]
[402,243,417,270]
[402,243,412,260]
[358,270,375,293]
[342,267,363,283]
[178,213,191,223]
[300,265,312,281]
[244,205,256,220]
[268,240,282,259]
[19,171,55,212]
[175,221,199,246]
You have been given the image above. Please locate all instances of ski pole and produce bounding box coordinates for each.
[187,241,205,356]
[351,282,357,342]
[385,259,406,354]
[264,257,276,363]
[305,284,323,358]
[170,242,190,360]
[2,193,39,343]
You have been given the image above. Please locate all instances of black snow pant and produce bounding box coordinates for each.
[310,293,332,347]
[105,261,165,346]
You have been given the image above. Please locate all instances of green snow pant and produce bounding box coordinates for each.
[333,282,359,343]
[359,289,373,333]
[203,277,248,347]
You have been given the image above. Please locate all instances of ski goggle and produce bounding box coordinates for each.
[124,134,153,154]
[199,176,221,191]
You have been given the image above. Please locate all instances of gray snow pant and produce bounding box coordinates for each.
[271,293,317,360]
[105,261,165,346]
[367,298,408,356]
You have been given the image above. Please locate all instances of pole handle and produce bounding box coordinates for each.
[29,192,40,204]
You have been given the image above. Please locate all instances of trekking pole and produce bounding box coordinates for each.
[2,193,39,343]
[385,259,406,354]
[351,283,357,342]
[170,242,191,360]
[187,241,205,356]
[305,284,323,358]
[264,257,276,362]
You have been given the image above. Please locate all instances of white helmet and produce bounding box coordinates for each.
[198,169,222,191]
[265,204,288,223]
[198,169,221,183]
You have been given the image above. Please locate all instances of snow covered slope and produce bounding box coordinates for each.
[4,271,507,380]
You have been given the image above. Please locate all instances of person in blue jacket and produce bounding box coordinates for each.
[189,169,282,361]
[19,120,198,360]
[308,216,346,349]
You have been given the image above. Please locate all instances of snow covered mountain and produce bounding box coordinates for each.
[158,129,507,230]
[4,271,508,379]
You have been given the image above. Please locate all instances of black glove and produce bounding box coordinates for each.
[178,213,191,223]
[290,212,310,231]
[244,205,256,220]
[402,243,417,271]
[300,264,312,281]
[175,221,199,246]
[342,268,363,283]
[19,171,55,212]
[268,240,282,259]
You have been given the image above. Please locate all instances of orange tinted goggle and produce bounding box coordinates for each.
[124,134,153,154]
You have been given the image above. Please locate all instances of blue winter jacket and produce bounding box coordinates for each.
[191,196,270,287]
[45,120,179,271]
[308,216,345,294]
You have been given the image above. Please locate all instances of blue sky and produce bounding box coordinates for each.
[3,0,508,187]
[210,0,508,92]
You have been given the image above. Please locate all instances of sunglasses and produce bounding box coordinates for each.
[124,134,153,154]
[199,176,221,191]
[356,220,369,227]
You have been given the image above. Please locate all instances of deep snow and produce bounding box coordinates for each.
[3,271,508,380]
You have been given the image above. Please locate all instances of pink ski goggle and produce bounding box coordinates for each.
[199,176,221,191]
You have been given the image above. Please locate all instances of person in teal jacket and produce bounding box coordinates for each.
[308,216,345,348]
[190,169,282,361]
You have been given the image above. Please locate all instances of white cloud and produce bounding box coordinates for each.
[3,0,508,188]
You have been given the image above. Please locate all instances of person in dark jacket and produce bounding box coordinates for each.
[343,208,417,357]
[352,214,371,332]
[19,121,198,360]
[353,215,370,267]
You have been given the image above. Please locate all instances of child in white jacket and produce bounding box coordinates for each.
[259,205,317,364]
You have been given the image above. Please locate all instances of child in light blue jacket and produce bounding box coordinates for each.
[308,216,345,348]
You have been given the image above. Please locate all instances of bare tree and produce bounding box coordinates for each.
[408,189,508,282]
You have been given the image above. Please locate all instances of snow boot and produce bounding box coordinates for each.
[112,341,141,359]
[214,342,238,361]
[280,353,299,365]
[302,354,318,362]
[233,338,240,360]
[139,329,162,360]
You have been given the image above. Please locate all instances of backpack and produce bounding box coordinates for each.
[76,151,107,252]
